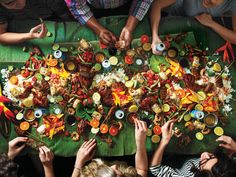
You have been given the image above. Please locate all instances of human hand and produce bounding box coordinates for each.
[216,135,236,156]
[29,23,48,39]
[151,37,162,55]
[99,28,117,45]
[160,120,175,146]
[134,119,147,147]
[39,146,54,167]
[8,137,28,160]
[119,27,132,48]
[75,139,96,169]
[195,13,215,27]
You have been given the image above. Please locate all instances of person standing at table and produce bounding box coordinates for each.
[150,0,236,54]
[0,137,55,177]
[149,120,236,177]
[0,0,72,44]
[71,119,148,177]
[65,0,153,48]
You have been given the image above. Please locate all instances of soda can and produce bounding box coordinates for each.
[102,59,111,72]
[53,50,65,60]
[191,110,204,119]
[155,42,165,52]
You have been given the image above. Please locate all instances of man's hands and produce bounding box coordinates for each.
[75,139,96,169]
[160,120,175,146]
[29,23,48,39]
[135,119,147,147]
[8,137,28,160]
[216,135,236,156]
[39,146,54,167]
[119,27,132,48]
[195,13,216,28]
[99,28,117,45]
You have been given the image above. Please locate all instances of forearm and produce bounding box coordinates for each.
[0,32,33,45]
[43,164,55,177]
[150,0,161,41]
[151,142,167,166]
[86,17,105,35]
[135,143,148,177]
[210,22,236,44]
[71,168,81,177]
[125,16,139,32]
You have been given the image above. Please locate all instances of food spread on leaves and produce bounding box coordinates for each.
[1,33,234,147]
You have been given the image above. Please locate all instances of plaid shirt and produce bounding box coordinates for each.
[65,0,152,25]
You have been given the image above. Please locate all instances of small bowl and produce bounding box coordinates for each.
[24,109,36,122]
[64,59,78,73]
[66,115,77,126]
[204,113,218,128]
[167,47,178,59]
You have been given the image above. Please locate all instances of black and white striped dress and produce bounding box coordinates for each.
[149,158,200,177]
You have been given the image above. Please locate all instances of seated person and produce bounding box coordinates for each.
[150,0,236,54]
[0,137,54,177]
[150,120,236,177]
[65,0,152,47]
[0,0,72,44]
[71,119,148,177]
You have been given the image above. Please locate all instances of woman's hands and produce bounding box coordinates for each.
[29,23,48,39]
[216,135,236,156]
[8,137,28,160]
[134,119,148,147]
[75,139,97,169]
[39,146,54,167]
[160,120,175,146]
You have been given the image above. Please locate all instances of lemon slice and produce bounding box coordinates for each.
[214,126,224,136]
[109,56,118,65]
[22,98,33,108]
[128,105,139,113]
[92,92,101,102]
[184,114,192,121]
[162,104,170,112]
[213,63,221,72]
[16,112,24,120]
[125,80,134,88]
[196,132,204,141]
[197,91,206,101]
[146,129,152,137]
[151,135,160,143]
[91,127,100,134]
[195,104,203,111]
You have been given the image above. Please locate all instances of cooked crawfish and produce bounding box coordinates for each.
[140,96,156,112]
[159,87,167,100]
[77,119,88,135]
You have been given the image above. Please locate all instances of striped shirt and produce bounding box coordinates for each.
[65,0,153,25]
[149,158,199,177]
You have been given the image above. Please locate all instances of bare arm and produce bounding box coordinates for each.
[0,23,47,45]
[120,16,139,48]
[150,0,176,43]
[150,120,174,166]
[195,14,236,44]
[86,16,116,44]
[134,120,148,177]
[150,142,167,166]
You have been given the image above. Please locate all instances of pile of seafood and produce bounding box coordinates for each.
[1,33,234,146]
